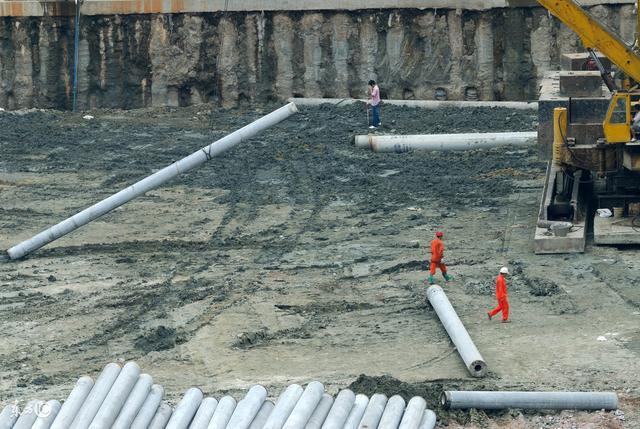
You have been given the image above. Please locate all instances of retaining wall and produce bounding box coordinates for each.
[0,2,636,109]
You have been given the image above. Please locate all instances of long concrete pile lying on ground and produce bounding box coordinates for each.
[0,361,437,429]
[288,98,538,110]
[6,103,299,260]
[353,132,537,153]
[426,285,487,378]
[441,391,618,410]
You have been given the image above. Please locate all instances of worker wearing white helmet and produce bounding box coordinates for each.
[488,267,510,323]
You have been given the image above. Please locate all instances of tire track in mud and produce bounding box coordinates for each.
[32,239,212,258]
[590,260,640,310]
[209,193,240,245]
[69,267,241,354]
[256,155,330,266]
[223,155,356,349]
[211,197,262,247]
[0,249,242,360]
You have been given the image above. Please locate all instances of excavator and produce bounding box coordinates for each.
[527,0,640,253]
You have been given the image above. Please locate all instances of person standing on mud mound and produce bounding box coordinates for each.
[488,267,510,323]
[428,231,452,284]
[367,80,381,129]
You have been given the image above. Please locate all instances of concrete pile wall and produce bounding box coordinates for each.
[0,4,636,110]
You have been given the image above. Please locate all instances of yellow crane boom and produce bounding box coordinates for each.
[537,0,640,84]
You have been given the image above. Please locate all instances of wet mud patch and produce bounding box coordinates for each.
[518,273,579,315]
[273,301,378,315]
[591,262,640,309]
[347,374,446,409]
[232,327,312,349]
[347,374,508,426]
[379,259,423,275]
[621,332,640,356]
[522,276,561,297]
[464,280,493,296]
[545,295,579,315]
[135,325,186,352]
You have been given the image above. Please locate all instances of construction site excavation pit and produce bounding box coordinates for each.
[0,102,639,428]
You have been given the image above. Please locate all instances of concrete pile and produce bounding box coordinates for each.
[353,132,537,153]
[0,362,437,429]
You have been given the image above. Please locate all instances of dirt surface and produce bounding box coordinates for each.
[0,103,638,427]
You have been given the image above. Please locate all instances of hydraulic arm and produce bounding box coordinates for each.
[532,0,640,252]
[537,0,640,84]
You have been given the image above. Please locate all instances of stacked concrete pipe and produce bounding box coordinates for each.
[0,361,438,429]
[0,360,620,428]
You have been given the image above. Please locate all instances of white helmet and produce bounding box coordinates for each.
[500,267,509,275]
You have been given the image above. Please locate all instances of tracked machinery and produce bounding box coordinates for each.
[529,0,640,253]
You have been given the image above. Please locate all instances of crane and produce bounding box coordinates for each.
[537,0,640,143]
[530,0,640,251]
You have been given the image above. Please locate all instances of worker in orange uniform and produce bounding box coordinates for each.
[428,231,452,284]
[488,267,510,323]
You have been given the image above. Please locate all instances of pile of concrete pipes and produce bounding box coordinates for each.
[0,361,437,429]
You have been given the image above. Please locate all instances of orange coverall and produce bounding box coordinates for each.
[488,273,509,321]
[430,238,447,275]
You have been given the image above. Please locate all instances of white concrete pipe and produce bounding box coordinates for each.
[13,400,44,429]
[32,400,62,429]
[148,403,173,429]
[0,404,19,429]
[342,394,369,429]
[263,384,303,429]
[426,285,487,377]
[282,381,324,429]
[441,391,619,410]
[248,401,274,429]
[288,98,538,110]
[166,387,204,429]
[225,385,267,429]
[320,389,355,429]
[357,393,387,429]
[70,363,122,429]
[398,397,426,429]
[51,375,94,429]
[6,102,299,259]
[111,373,153,429]
[189,397,218,429]
[353,132,537,153]
[417,410,436,429]
[130,384,164,429]
[304,394,333,429]
[377,395,405,429]
[89,361,141,429]
[206,396,236,429]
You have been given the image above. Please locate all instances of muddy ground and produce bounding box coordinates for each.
[0,103,638,428]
